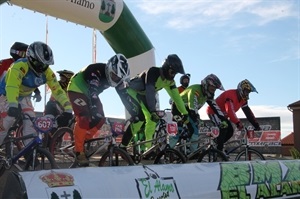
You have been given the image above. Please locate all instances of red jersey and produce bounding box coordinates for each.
[0,58,14,77]
[177,86,186,94]
[207,89,247,124]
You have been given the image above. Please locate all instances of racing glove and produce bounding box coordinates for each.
[32,92,42,102]
[150,112,160,123]
[7,107,20,118]
[219,120,228,129]
[181,114,189,125]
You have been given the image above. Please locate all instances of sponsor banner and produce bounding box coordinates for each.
[202,117,282,147]
[19,160,300,199]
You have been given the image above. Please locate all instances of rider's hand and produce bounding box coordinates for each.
[219,120,228,129]
[32,93,42,102]
[57,112,73,127]
[236,122,244,131]
[254,126,261,131]
[7,107,20,118]
[189,110,199,121]
[182,114,189,125]
[150,112,160,122]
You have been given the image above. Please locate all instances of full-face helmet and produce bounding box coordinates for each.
[237,79,258,100]
[161,54,184,80]
[180,73,190,88]
[10,42,29,61]
[57,70,74,90]
[26,41,54,75]
[201,74,224,98]
[105,54,130,87]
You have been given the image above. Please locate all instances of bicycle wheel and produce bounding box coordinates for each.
[197,148,228,162]
[98,147,134,166]
[154,148,186,164]
[49,127,75,168]
[235,148,265,161]
[24,147,58,170]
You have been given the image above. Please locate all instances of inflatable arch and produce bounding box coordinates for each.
[2,0,156,76]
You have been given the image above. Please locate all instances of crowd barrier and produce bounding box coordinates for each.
[2,160,300,199]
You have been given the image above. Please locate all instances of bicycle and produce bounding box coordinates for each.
[0,113,58,177]
[49,118,134,168]
[173,121,228,163]
[223,128,265,161]
[124,109,186,165]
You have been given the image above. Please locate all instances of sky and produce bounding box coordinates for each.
[0,0,299,138]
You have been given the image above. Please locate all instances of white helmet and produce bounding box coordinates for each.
[26,41,54,75]
[105,54,130,87]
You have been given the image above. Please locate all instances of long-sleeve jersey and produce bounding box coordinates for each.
[129,67,188,115]
[181,84,226,120]
[0,58,72,111]
[207,89,259,128]
[67,63,110,105]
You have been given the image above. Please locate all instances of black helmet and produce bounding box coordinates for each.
[180,73,190,87]
[201,74,224,98]
[26,41,54,75]
[162,54,184,80]
[10,42,29,61]
[57,70,74,90]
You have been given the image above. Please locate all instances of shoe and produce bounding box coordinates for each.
[76,152,89,166]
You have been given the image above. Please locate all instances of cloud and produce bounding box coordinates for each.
[137,0,298,30]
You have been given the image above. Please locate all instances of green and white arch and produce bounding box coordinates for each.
[9,0,155,76]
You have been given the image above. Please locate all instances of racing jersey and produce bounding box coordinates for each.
[67,63,110,104]
[181,84,225,119]
[0,58,72,111]
[207,89,259,128]
[177,85,186,94]
[129,67,188,114]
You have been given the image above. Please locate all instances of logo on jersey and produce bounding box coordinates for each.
[74,98,87,106]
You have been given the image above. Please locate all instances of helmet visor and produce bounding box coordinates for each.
[168,69,177,79]
[110,72,122,86]
[32,59,49,72]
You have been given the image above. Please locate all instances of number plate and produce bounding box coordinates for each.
[167,122,178,136]
[34,116,54,133]
[207,127,220,138]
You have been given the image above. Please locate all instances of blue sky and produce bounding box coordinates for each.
[0,0,299,138]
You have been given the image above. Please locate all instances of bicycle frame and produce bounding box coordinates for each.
[1,113,56,169]
[224,128,264,161]
[127,110,175,162]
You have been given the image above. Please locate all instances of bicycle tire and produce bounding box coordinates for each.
[154,148,186,164]
[98,147,134,166]
[197,148,228,162]
[24,147,58,170]
[48,127,75,168]
[235,148,265,161]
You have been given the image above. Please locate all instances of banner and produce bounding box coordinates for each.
[11,160,300,199]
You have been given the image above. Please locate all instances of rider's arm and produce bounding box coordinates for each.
[45,68,72,112]
[144,68,158,113]
[5,61,27,108]
[241,103,260,129]
[166,82,188,115]
[206,99,227,121]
